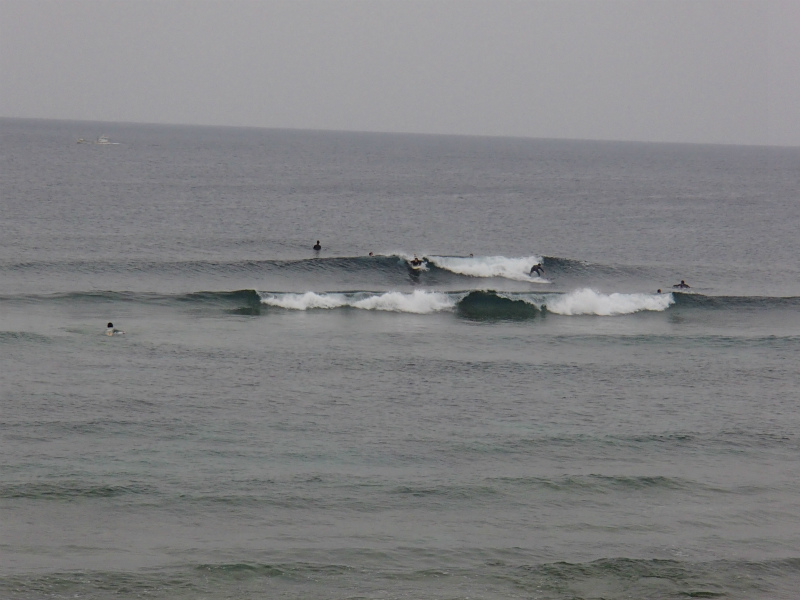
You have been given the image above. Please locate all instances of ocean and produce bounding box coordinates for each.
[1,117,799,599]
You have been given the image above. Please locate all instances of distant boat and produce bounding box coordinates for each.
[77,135,118,145]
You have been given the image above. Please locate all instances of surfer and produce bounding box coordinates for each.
[410,255,423,267]
[106,322,125,336]
[313,240,321,251]
[529,263,544,276]
[673,280,690,289]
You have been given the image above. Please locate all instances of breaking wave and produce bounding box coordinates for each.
[545,288,674,315]
[12,287,799,319]
[257,289,673,317]
[257,290,457,314]
[427,254,547,282]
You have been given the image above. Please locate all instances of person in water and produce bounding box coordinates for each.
[529,263,544,276]
[410,255,423,266]
[313,241,321,251]
[106,322,125,336]
[673,280,690,289]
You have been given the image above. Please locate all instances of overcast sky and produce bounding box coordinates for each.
[1,0,798,145]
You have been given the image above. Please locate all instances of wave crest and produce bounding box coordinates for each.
[545,288,674,316]
[428,255,546,282]
[258,290,456,314]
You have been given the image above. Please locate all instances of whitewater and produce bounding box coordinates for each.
[257,286,674,316]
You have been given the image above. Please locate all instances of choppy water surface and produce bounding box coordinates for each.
[2,118,800,599]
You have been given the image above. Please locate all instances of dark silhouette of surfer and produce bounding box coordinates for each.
[673,280,690,289]
[313,240,321,251]
[529,263,544,276]
[410,255,423,267]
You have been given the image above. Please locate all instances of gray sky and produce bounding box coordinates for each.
[1,0,798,145]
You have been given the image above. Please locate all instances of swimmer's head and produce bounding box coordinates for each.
[107,322,113,328]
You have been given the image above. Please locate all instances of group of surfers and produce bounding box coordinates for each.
[314,240,690,289]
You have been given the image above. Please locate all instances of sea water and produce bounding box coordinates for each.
[2,118,800,599]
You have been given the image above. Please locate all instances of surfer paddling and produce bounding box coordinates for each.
[673,280,690,289]
[106,322,125,336]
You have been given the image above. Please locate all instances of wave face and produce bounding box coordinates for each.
[0,253,554,292]
[6,252,800,311]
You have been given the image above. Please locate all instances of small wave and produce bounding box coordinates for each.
[545,288,673,315]
[489,474,693,493]
[427,254,545,282]
[391,484,500,500]
[4,557,794,598]
[0,331,52,344]
[258,290,457,314]
[672,293,800,309]
[0,482,152,500]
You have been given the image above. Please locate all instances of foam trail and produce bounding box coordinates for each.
[428,255,545,282]
[258,290,456,314]
[545,289,674,316]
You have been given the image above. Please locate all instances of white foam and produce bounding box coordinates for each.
[428,255,545,282]
[259,290,456,314]
[259,292,350,310]
[353,290,454,313]
[545,289,674,316]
